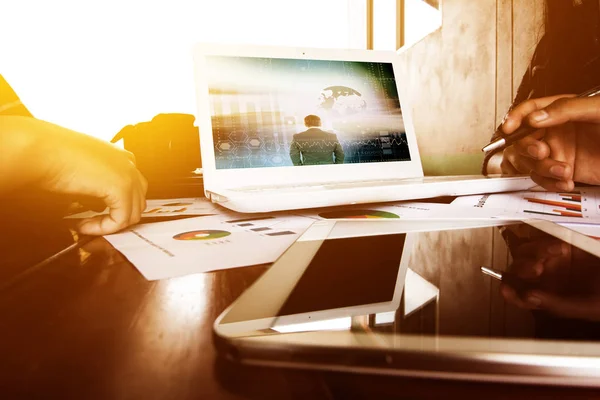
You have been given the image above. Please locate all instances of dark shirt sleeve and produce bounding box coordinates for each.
[0,75,33,117]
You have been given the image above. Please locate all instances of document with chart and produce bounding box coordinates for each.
[104,213,315,280]
[451,187,600,224]
[103,201,503,280]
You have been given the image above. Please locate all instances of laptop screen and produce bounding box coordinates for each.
[204,55,410,170]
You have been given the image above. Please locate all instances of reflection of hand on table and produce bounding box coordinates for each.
[499,226,600,321]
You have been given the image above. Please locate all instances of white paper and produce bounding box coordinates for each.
[559,223,600,239]
[297,201,503,221]
[67,197,219,219]
[104,213,315,280]
[451,188,600,224]
[104,200,515,281]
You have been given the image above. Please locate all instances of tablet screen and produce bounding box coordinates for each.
[277,234,406,316]
[215,219,600,384]
[219,219,600,342]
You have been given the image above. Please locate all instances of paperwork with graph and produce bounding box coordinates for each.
[105,213,315,280]
[104,201,505,280]
[297,201,503,221]
[451,187,600,224]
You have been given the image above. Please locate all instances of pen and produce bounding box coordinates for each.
[0,235,94,294]
[480,266,538,296]
[481,84,600,154]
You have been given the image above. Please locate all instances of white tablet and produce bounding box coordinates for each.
[214,219,600,387]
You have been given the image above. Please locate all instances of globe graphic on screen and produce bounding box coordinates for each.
[318,85,367,115]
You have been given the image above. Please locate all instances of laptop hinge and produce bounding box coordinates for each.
[206,190,229,203]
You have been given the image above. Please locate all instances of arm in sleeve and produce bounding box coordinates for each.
[333,140,345,164]
[289,138,302,166]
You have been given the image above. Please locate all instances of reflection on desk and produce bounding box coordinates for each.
[2,208,600,398]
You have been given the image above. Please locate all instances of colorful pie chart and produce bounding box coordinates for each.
[318,209,400,219]
[173,230,231,240]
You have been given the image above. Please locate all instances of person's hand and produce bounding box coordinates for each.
[500,95,600,191]
[1,116,147,235]
[499,228,600,321]
[41,125,148,235]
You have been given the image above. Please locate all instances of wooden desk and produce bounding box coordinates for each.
[1,217,600,399]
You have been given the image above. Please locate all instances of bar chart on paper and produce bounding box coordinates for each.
[451,188,600,224]
[104,213,316,280]
[223,216,302,237]
[521,191,584,218]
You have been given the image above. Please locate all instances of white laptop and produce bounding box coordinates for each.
[192,43,534,213]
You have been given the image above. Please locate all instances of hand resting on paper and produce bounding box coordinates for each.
[0,116,147,235]
[499,226,600,321]
[498,95,600,192]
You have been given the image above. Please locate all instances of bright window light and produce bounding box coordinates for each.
[1,0,364,141]
[404,0,441,48]
[372,0,397,51]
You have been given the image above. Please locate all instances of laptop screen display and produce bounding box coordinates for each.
[205,55,410,170]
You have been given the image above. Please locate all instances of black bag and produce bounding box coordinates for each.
[111,113,203,198]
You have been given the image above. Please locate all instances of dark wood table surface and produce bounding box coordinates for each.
[2,207,600,399]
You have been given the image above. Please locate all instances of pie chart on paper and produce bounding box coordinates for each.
[318,209,400,219]
[173,230,231,241]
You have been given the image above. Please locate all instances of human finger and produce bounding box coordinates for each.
[129,189,142,226]
[525,96,600,128]
[502,146,537,174]
[77,187,133,235]
[510,258,544,279]
[140,188,147,214]
[530,171,575,192]
[502,95,575,134]
[509,239,568,278]
[525,291,600,321]
[511,130,551,161]
[512,237,567,258]
[138,170,148,196]
[121,149,137,165]
[137,171,148,215]
[76,195,107,212]
[501,284,537,309]
[531,158,572,180]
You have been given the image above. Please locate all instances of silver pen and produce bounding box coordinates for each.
[482,84,600,154]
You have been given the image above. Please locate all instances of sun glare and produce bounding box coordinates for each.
[1,0,359,141]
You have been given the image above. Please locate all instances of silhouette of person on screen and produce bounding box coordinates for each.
[289,115,345,166]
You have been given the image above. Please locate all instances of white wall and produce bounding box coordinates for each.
[1,0,364,140]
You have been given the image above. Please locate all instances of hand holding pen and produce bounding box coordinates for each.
[482,85,600,192]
